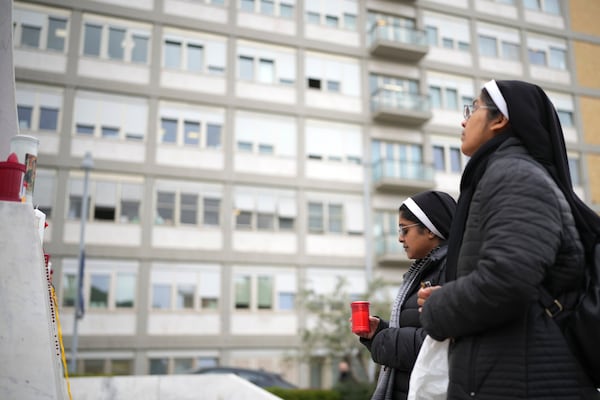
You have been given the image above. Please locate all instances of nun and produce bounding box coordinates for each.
[356,190,457,400]
[418,80,600,399]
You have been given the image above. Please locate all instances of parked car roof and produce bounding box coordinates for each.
[192,366,297,389]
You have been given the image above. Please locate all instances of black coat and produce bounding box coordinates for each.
[361,245,448,400]
[421,140,599,399]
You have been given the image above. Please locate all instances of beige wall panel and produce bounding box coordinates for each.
[579,96,600,145]
[570,0,600,36]
[587,154,600,206]
[574,42,600,89]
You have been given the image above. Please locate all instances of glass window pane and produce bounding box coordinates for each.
[39,107,59,131]
[445,88,458,110]
[257,276,273,309]
[76,124,95,135]
[308,202,323,232]
[156,191,175,225]
[83,24,102,56]
[102,126,119,138]
[47,17,66,51]
[426,26,438,46]
[152,284,171,309]
[502,42,520,61]
[116,273,135,308]
[328,204,343,233]
[479,35,497,57]
[184,121,200,146]
[239,56,254,80]
[450,147,462,172]
[549,47,566,69]
[557,110,573,127]
[257,213,274,230]
[131,35,148,63]
[529,49,546,65]
[165,40,181,68]
[236,211,252,228]
[344,13,356,30]
[280,3,293,18]
[17,105,33,130]
[278,216,294,230]
[84,359,104,375]
[174,358,193,374]
[258,59,274,83]
[568,158,580,185]
[180,193,198,225]
[258,143,274,154]
[206,124,221,148]
[90,274,110,308]
[187,44,203,72]
[240,0,254,12]
[21,25,41,48]
[325,15,338,27]
[278,292,295,310]
[260,0,274,15]
[235,276,251,309]
[177,284,195,309]
[120,200,140,223]
[433,145,444,171]
[545,0,560,14]
[307,12,320,24]
[161,118,178,143]
[203,197,220,226]
[62,273,76,307]
[108,27,125,60]
[149,358,168,375]
[429,86,441,109]
[111,359,132,375]
[524,0,540,10]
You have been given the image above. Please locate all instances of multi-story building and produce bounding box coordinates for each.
[11,0,600,388]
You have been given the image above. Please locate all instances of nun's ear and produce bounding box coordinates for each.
[491,115,509,133]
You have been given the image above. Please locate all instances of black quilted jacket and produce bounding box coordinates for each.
[360,246,448,400]
[420,139,599,399]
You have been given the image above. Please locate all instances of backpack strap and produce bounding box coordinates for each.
[539,286,564,318]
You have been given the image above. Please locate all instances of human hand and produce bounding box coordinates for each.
[417,285,442,312]
[350,316,380,339]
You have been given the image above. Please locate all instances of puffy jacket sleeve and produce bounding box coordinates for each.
[420,156,563,340]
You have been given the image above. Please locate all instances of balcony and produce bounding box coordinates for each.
[374,235,410,266]
[371,86,432,125]
[368,23,428,62]
[372,159,435,192]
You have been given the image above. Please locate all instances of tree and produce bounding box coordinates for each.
[296,275,391,385]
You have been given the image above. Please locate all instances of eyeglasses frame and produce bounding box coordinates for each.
[398,222,422,238]
[463,103,497,120]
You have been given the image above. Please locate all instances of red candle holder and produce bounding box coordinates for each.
[351,301,370,334]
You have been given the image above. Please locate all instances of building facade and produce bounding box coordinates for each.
[12,0,600,388]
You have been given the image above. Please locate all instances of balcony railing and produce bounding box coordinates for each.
[374,234,410,265]
[371,86,432,124]
[372,158,435,192]
[368,23,428,61]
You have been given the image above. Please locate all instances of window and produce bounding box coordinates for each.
[184,121,201,146]
[549,47,566,69]
[61,259,137,311]
[187,44,203,72]
[502,42,520,61]
[235,276,251,309]
[429,87,441,109]
[108,27,125,60]
[82,19,149,64]
[151,265,221,311]
[74,91,148,141]
[68,177,142,224]
[165,40,182,68]
[152,284,171,309]
[308,78,321,89]
[260,0,274,15]
[206,124,222,148]
[83,24,102,56]
[257,276,273,309]
[39,107,59,131]
[450,147,462,172]
[433,146,445,171]
[21,25,41,48]
[445,88,458,110]
[258,59,275,83]
[328,204,343,233]
[33,169,56,217]
[529,49,546,65]
[239,56,254,80]
[161,118,177,143]
[47,17,67,51]
[280,3,294,18]
[479,35,497,57]
[17,106,33,130]
[557,110,573,127]
[308,202,324,233]
[305,53,360,97]
[155,182,222,227]
[13,6,68,52]
[306,0,358,31]
[241,0,254,12]
[425,26,438,46]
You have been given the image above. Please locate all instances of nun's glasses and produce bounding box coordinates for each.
[398,223,421,238]
[463,104,497,120]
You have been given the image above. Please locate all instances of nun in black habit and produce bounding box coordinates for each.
[418,80,600,399]
[356,190,457,400]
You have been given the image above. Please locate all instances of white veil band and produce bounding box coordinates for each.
[484,79,509,120]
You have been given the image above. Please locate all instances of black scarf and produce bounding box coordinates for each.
[445,132,512,281]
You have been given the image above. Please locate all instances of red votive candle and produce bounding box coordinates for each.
[351,301,370,334]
